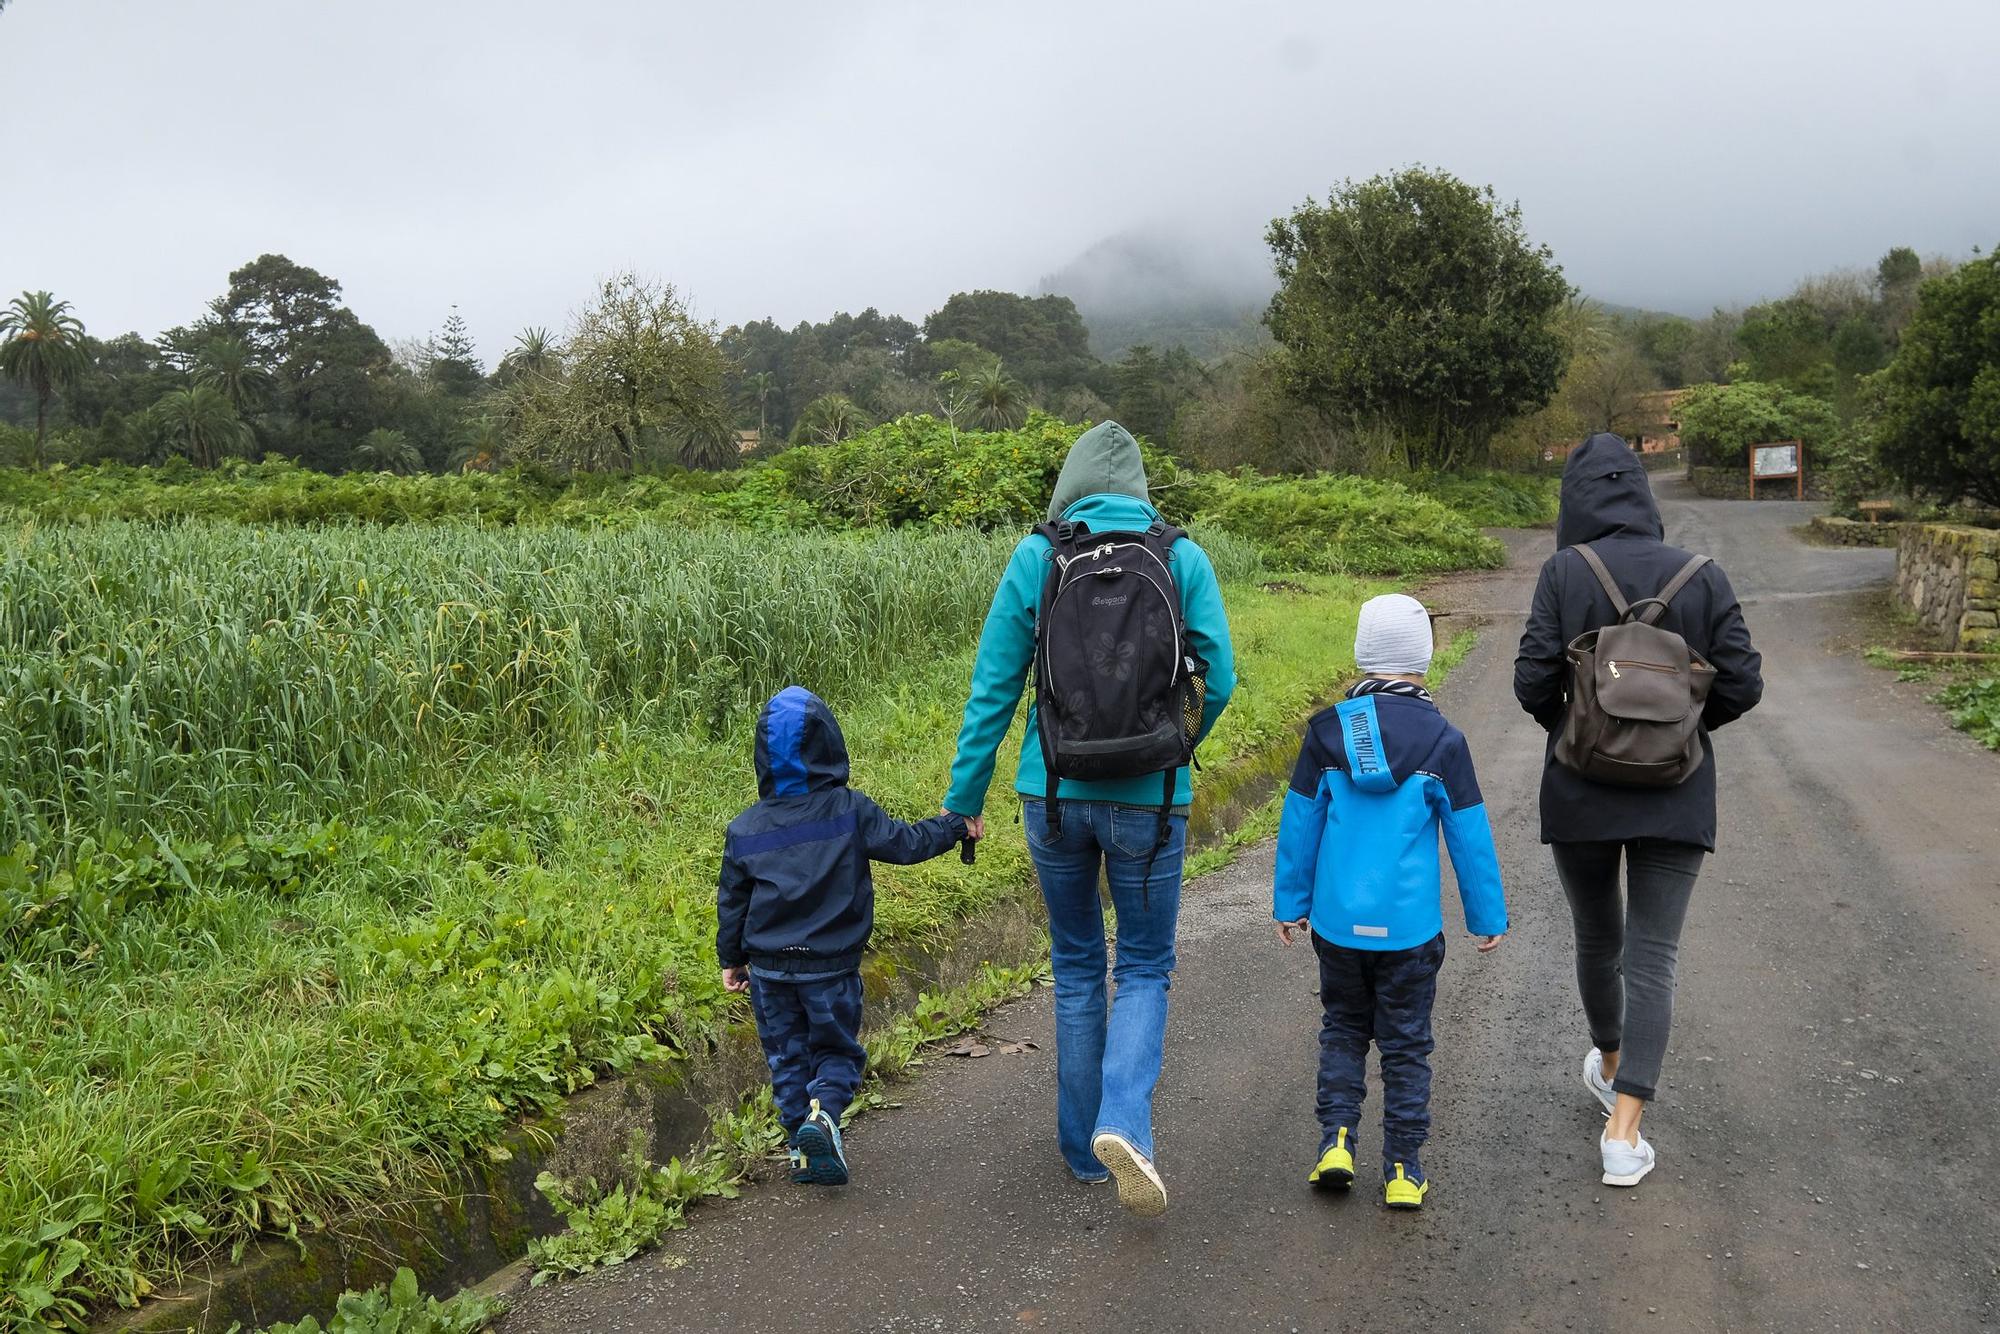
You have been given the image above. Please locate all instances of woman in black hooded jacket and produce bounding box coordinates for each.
[1514,434,1763,1187]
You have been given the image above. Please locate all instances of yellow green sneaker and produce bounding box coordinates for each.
[1384,1161,1429,1210]
[1308,1127,1355,1191]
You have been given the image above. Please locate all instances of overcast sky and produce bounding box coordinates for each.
[4,0,1995,361]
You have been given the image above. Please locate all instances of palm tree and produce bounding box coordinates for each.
[353,427,424,474]
[737,370,777,439]
[500,327,557,383]
[148,386,252,468]
[676,418,742,471]
[791,394,874,446]
[192,335,272,414]
[0,291,89,468]
[448,416,506,472]
[965,362,1028,431]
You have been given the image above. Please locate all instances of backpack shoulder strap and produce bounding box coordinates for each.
[1637,555,1713,626]
[1572,544,1630,619]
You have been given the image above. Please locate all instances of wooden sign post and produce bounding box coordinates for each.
[1749,440,1804,499]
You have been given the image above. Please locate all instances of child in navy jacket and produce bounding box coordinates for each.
[718,686,969,1185]
[1272,595,1507,1209]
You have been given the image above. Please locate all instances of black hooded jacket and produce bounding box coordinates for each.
[717,687,968,976]
[1513,435,1763,849]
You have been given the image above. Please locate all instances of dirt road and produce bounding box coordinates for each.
[500,481,2000,1333]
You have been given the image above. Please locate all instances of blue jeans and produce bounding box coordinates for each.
[1023,798,1187,1178]
[1312,931,1444,1173]
[749,971,866,1134]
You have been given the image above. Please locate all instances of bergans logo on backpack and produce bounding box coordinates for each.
[1032,518,1208,822]
[1555,544,1718,787]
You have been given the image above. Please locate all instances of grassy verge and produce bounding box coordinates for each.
[1856,597,2000,750]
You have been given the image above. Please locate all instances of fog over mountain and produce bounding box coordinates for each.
[5,0,1996,359]
[1038,228,1273,358]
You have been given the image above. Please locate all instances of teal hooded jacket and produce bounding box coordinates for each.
[943,427,1236,816]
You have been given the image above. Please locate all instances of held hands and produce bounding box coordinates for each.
[721,965,750,994]
[945,809,986,842]
[1274,918,1310,946]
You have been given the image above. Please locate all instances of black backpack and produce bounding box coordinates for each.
[1032,518,1208,852]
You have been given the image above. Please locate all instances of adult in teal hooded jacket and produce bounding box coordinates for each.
[944,421,1235,1212]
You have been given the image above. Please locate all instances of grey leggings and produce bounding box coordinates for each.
[1550,839,1705,1101]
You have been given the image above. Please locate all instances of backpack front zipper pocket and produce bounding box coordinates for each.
[1607,660,1678,680]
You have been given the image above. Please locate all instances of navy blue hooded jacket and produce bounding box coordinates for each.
[1514,434,1764,849]
[717,687,968,977]
[1273,681,1508,951]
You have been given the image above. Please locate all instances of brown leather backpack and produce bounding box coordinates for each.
[1555,544,1718,787]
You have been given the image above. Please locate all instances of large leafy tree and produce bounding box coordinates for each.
[147,385,252,468]
[1675,380,1838,469]
[67,333,180,436]
[922,291,1100,393]
[1265,167,1573,469]
[1872,249,2000,506]
[0,290,89,467]
[508,273,729,470]
[198,254,398,465]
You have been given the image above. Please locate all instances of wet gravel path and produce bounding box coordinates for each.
[498,482,1999,1333]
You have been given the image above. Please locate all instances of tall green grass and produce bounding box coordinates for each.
[0,526,969,844]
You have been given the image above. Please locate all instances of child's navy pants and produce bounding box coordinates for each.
[749,970,865,1133]
[1312,931,1445,1173]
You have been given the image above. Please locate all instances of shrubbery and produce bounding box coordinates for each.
[1676,380,1838,469]
[0,413,1545,576]
[1178,472,1504,574]
[0,456,732,527]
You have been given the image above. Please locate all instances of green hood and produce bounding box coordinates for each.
[1047,421,1150,522]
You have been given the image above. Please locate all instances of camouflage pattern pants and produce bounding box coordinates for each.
[749,970,865,1134]
[1311,931,1445,1171]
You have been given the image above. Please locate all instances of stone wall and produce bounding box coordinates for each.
[1896,523,2000,649]
[1689,465,1831,500]
[1806,515,1903,547]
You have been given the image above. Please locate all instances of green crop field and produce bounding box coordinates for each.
[0,415,1553,1327]
[0,511,1403,1326]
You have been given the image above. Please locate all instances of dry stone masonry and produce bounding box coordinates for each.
[1896,523,2000,649]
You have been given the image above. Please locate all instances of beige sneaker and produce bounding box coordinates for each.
[1090,1130,1167,1216]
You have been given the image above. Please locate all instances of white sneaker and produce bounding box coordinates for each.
[1090,1130,1167,1216]
[1600,1130,1656,1187]
[1583,1048,1617,1116]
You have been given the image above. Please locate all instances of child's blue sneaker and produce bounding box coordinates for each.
[793,1099,849,1186]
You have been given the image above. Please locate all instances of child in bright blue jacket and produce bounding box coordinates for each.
[1272,594,1508,1209]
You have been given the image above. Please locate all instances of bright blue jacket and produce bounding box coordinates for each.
[1272,683,1508,951]
[944,493,1237,816]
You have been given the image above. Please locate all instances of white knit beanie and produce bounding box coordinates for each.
[1354,593,1433,676]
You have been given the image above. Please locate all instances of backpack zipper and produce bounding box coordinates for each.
[1046,541,1187,689]
[1607,659,1677,679]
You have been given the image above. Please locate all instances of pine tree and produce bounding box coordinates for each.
[428,306,485,397]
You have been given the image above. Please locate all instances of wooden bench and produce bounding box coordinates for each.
[1857,500,1895,524]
